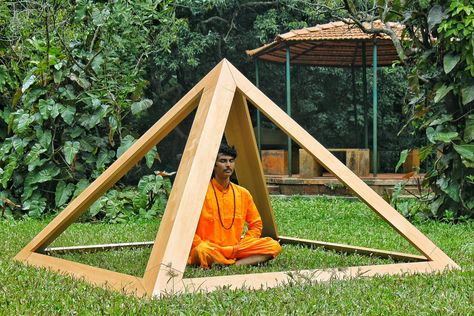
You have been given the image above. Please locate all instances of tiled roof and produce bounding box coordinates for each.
[246,20,404,67]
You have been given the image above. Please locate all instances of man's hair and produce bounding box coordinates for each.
[218,143,237,159]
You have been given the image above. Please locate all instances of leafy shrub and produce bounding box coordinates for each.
[342,1,474,220]
[83,174,171,223]
[400,1,474,219]
[388,172,471,223]
[0,1,174,218]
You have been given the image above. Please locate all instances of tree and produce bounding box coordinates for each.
[0,0,342,217]
[0,0,175,217]
[340,0,474,219]
[141,0,334,170]
[0,0,426,220]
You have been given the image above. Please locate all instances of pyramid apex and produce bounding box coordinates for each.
[219,58,232,66]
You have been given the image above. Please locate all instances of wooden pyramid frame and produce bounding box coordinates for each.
[14,59,459,298]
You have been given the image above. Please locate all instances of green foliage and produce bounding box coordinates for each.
[85,174,171,223]
[1,0,373,220]
[387,178,434,222]
[0,0,448,221]
[0,1,176,217]
[353,0,474,219]
[395,149,409,172]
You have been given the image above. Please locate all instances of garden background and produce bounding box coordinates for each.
[0,1,473,313]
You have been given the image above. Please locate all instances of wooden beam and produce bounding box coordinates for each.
[175,261,444,294]
[24,252,147,297]
[229,61,458,269]
[143,61,238,296]
[279,236,427,262]
[224,91,278,238]
[45,241,154,254]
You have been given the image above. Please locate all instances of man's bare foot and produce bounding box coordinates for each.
[234,254,273,266]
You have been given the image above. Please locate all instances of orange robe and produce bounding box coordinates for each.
[188,179,281,268]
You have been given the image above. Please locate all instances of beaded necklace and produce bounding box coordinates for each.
[210,180,236,230]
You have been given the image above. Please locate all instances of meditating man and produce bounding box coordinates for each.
[188,144,281,268]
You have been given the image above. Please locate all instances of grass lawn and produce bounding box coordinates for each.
[1,196,473,314]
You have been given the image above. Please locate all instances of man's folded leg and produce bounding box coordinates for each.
[187,241,236,269]
[234,237,281,265]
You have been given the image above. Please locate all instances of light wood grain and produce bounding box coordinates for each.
[224,91,278,238]
[24,252,147,297]
[279,236,427,262]
[144,61,237,296]
[174,261,446,295]
[229,61,458,269]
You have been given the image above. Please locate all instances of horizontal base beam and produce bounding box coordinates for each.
[33,236,451,298]
[16,252,148,297]
[45,237,426,263]
[170,260,451,295]
[45,241,154,254]
[279,236,427,262]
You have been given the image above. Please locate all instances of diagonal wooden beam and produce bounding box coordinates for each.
[227,61,458,269]
[143,60,238,296]
[14,61,226,260]
[224,91,278,238]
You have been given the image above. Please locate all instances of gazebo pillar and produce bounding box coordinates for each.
[362,43,369,150]
[285,46,292,176]
[255,59,262,155]
[351,65,358,143]
[372,39,378,176]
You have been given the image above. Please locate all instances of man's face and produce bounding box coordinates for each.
[213,153,235,179]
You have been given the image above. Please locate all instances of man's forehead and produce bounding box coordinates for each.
[216,153,235,160]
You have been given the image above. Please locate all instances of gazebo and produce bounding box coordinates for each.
[246,20,404,176]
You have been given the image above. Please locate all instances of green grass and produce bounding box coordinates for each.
[1,196,473,314]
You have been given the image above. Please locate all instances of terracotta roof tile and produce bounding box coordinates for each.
[274,20,403,42]
[246,20,404,67]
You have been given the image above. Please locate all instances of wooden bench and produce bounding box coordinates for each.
[261,149,299,175]
[403,149,420,172]
[257,128,292,175]
[299,148,370,177]
[261,149,288,175]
